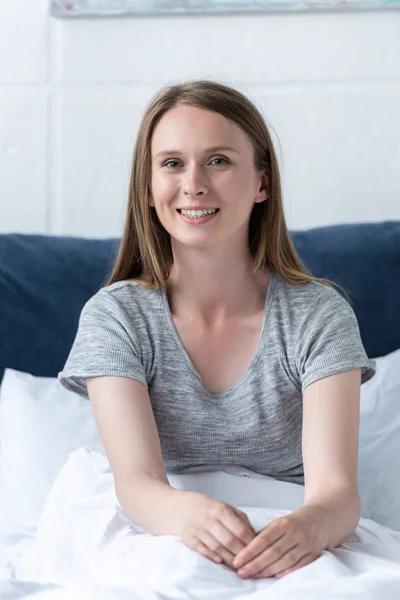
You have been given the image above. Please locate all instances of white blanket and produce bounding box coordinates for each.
[2,447,400,599]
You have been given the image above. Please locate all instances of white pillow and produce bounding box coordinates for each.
[0,369,104,543]
[0,348,399,544]
[357,347,400,531]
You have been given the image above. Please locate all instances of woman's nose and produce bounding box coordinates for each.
[183,165,208,196]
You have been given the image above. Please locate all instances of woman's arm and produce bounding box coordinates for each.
[87,375,194,536]
[232,368,363,579]
[87,375,257,565]
[292,368,362,549]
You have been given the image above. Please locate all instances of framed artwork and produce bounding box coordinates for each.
[51,1,400,18]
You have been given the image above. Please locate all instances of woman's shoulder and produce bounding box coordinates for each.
[101,278,152,295]
[274,271,348,310]
[272,273,354,335]
[83,278,162,316]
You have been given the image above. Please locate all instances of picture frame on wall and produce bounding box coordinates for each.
[51,0,400,18]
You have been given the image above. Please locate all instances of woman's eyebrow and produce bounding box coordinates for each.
[154,146,239,159]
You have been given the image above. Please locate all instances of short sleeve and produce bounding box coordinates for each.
[295,286,377,393]
[58,288,148,399]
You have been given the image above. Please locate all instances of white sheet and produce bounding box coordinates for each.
[2,447,400,599]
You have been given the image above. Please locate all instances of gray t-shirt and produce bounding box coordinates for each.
[58,271,376,485]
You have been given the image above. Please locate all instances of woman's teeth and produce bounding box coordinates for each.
[180,209,218,218]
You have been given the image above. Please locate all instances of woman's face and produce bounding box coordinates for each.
[149,104,268,250]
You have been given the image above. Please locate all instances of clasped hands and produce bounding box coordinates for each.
[181,496,321,580]
[232,512,320,579]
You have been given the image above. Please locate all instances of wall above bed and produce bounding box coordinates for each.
[1,1,400,236]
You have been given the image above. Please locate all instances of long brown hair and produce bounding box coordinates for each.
[105,79,346,298]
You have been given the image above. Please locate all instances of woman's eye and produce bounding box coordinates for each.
[211,157,228,166]
[163,157,229,169]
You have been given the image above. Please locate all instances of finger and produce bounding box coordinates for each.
[232,508,256,537]
[210,519,247,555]
[244,543,301,578]
[219,509,256,547]
[184,536,223,565]
[233,529,286,569]
[199,531,236,567]
[256,552,315,579]
[274,552,321,579]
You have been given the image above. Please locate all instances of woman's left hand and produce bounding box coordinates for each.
[232,513,322,579]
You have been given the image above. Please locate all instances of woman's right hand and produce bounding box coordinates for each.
[176,492,257,568]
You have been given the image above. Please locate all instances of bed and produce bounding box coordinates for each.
[1,221,400,599]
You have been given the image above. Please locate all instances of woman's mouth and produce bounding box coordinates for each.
[177,208,220,225]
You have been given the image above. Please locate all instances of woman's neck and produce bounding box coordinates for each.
[165,261,270,328]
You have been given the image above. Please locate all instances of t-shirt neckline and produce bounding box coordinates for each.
[159,271,277,400]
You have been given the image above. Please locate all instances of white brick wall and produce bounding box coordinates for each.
[0,0,399,236]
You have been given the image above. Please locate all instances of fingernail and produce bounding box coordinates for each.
[238,569,250,577]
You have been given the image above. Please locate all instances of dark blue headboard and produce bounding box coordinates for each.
[1,221,399,383]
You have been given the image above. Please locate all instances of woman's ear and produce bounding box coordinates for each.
[148,188,155,207]
[255,171,269,204]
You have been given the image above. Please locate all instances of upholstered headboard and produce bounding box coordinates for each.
[1,221,399,383]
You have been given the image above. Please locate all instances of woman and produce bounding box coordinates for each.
[59,79,376,580]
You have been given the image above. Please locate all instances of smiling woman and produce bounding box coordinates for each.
[147,103,269,257]
[58,79,376,579]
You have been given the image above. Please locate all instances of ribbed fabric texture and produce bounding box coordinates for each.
[58,271,376,485]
